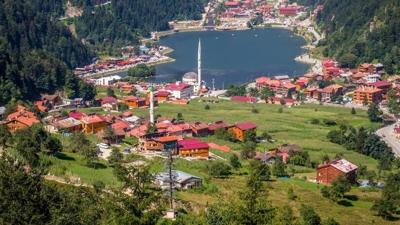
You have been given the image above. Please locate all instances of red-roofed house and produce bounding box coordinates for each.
[100,96,118,111]
[81,115,107,134]
[121,96,146,108]
[208,121,231,134]
[69,110,86,120]
[166,123,192,139]
[155,91,171,102]
[190,122,209,137]
[319,84,343,102]
[225,1,240,8]
[165,82,193,99]
[111,120,131,132]
[316,159,358,184]
[229,122,257,142]
[178,138,209,158]
[353,86,383,104]
[5,106,40,132]
[128,124,149,138]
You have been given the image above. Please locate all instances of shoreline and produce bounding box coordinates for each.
[88,20,323,80]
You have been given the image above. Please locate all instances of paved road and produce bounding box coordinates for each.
[376,123,400,157]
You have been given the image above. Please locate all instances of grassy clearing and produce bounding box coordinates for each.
[133,100,381,171]
[47,152,121,188]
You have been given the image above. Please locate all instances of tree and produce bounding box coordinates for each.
[260,87,274,100]
[248,87,259,97]
[106,87,116,97]
[338,53,357,68]
[225,85,246,97]
[44,135,63,154]
[321,176,351,202]
[387,89,400,115]
[323,218,340,225]
[69,132,91,153]
[229,154,241,169]
[287,187,297,200]
[372,172,400,219]
[82,144,99,167]
[273,205,296,225]
[108,147,123,166]
[249,160,270,181]
[300,204,321,225]
[204,104,210,110]
[127,64,156,79]
[176,112,184,123]
[0,125,12,148]
[240,141,257,159]
[272,157,287,177]
[208,161,231,178]
[367,103,382,122]
[351,107,356,115]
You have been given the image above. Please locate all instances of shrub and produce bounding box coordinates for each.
[310,118,320,124]
[251,107,259,113]
[204,104,210,110]
[278,108,283,113]
[208,161,231,177]
[323,119,337,126]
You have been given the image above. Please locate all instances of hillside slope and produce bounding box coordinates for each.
[316,0,400,73]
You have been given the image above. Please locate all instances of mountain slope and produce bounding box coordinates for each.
[316,0,400,73]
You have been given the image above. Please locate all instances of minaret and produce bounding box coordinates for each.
[149,83,154,124]
[197,39,202,92]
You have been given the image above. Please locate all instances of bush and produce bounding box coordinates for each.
[251,107,259,113]
[323,119,337,126]
[287,187,297,200]
[208,161,231,178]
[204,104,210,110]
[310,118,320,125]
[278,108,283,113]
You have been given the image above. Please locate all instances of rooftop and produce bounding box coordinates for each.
[235,122,257,131]
[178,138,209,150]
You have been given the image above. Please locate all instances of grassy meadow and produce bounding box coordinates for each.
[51,98,399,224]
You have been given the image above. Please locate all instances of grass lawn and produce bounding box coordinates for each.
[133,100,381,171]
[47,152,121,188]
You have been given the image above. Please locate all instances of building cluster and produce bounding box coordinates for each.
[0,105,40,132]
[217,0,305,30]
[73,45,171,78]
[252,59,400,106]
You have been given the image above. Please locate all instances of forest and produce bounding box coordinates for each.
[0,0,204,105]
[315,0,400,74]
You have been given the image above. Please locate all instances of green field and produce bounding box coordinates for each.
[133,99,381,171]
[52,100,398,224]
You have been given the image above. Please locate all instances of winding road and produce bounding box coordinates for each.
[376,123,400,157]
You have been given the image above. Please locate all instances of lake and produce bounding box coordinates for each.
[152,28,308,88]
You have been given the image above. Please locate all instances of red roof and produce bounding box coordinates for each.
[101,96,117,105]
[225,1,240,7]
[178,138,209,150]
[165,82,191,91]
[123,96,145,102]
[208,121,230,131]
[14,116,40,126]
[81,115,105,124]
[156,91,170,97]
[111,120,131,130]
[69,110,86,120]
[121,111,133,117]
[231,96,257,103]
[370,81,391,89]
[235,122,257,131]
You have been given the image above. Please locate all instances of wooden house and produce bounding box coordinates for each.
[178,138,209,158]
[229,122,257,142]
[316,159,358,185]
[81,115,107,134]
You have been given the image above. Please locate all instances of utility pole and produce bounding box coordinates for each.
[212,78,215,91]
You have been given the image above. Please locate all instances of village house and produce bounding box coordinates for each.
[97,127,126,144]
[121,96,146,108]
[155,91,170,102]
[128,124,149,138]
[358,63,375,74]
[208,120,231,134]
[229,121,257,142]
[353,86,383,104]
[155,170,202,190]
[316,159,358,185]
[255,144,301,164]
[100,96,118,111]
[366,80,392,99]
[319,84,343,102]
[68,110,86,120]
[5,105,40,132]
[42,93,63,109]
[81,115,108,134]
[47,117,82,133]
[164,82,193,99]
[304,87,319,100]
[190,122,210,137]
[178,138,209,158]
[166,123,193,139]
[139,134,178,154]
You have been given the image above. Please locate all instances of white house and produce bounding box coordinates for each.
[366,74,381,83]
[93,75,122,86]
[164,82,193,99]
[155,170,202,190]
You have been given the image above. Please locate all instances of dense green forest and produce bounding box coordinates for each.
[0,0,204,105]
[0,0,96,104]
[315,0,400,73]
[73,0,204,49]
